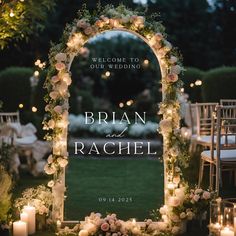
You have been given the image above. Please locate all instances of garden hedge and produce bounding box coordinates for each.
[0,67,33,111]
[182,67,204,102]
[202,67,236,102]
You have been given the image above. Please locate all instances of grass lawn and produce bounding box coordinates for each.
[64,157,164,221]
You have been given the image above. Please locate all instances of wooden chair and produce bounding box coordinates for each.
[198,105,236,194]
[190,103,218,151]
[0,111,20,123]
[220,99,236,106]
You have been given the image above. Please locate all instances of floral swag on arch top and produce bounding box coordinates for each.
[42,4,213,236]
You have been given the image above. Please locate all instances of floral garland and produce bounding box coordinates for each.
[41,3,212,235]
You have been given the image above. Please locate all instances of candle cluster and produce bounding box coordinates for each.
[13,205,36,236]
[209,199,236,236]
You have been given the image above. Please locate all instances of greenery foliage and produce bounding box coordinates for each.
[202,67,236,102]
[0,67,33,111]
[182,67,204,102]
[0,164,12,221]
[0,0,56,49]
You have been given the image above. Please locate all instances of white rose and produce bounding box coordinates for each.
[159,118,172,134]
[48,120,55,129]
[186,211,194,220]
[193,194,200,202]
[79,229,89,236]
[47,154,53,164]
[47,180,54,188]
[44,164,56,175]
[202,191,211,200]
[170,65,182,74]
[55,53,67,62]
[61,72,72,86]
[180,212,186,219]
[159,206,168,215]
[57,157,68,168]
[172,226,180,235]
[194,188,203,194]
[169,56,178,64]
[156,222,168,231]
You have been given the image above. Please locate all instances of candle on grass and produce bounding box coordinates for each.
[13,221,27,236]
[23,205,36,235]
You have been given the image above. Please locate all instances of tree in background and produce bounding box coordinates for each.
[0,0,56,49]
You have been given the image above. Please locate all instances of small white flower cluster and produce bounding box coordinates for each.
[15,185,53,215]
[69,114,158,138]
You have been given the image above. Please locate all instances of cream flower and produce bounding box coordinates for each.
[84,26,94,36]
[48,120,55,129]
[180,212,186,219]
[55,53,67,62]
[169,56,178,64]
[132,16,145,28]
[54,105,63,114]
[193,194,200,202]
[170,65,182,74]
[156,221,168,231]
[47,154,53,164]
[172,226,180,235]
[44,164,56,175]
[79,229,89,236]
[57,157,68,168]
[166,73,178,83]
[51,75,60,83]
[47,180,55,188]
[49,91,59,100]
[77,19,89,29]
[202,191,211,200]
[55,62,66,71]
[61,73,72,85]
[159,118,172,134]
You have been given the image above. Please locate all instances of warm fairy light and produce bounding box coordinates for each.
[32,106,37,112]
[195,80,202,86]
[119,102,124,108]
[190,83,194,88]
[126,100,134,106]
[19,104,24,109]
[9,9,15,17]
[105,71,110,77]
[34,71,39,77]
[180,88,184,93]
[143,59,149,65]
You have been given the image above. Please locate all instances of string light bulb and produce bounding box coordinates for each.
[9,9,15,17]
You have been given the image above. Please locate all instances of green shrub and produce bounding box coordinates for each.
[0,67,33,111]
[182,67,204,102]
[202,67,236,102]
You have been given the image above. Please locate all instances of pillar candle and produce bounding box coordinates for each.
[220,227,234,236]
[20,212,29,232]
[13,221,27,236]
[23,205,36,235]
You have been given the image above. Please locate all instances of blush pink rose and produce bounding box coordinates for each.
[53,105,63,114]
[51,75,60,83]
[101,222,109,232]
[202,191,211,200]
[166,73,178,83]
[49,91,59,100]
[77,19,88,28]
[84,26,93,36]
[55,62,66,71]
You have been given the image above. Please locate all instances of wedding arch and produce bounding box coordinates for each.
[43,4,189,230]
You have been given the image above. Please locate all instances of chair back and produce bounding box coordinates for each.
[195,103,218,136]
[0,111,20,124]
[220,99,236,106]
[215,105,236,150]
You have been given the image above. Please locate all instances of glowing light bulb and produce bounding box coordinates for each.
[119,102,124,108]
[9,9,14,17]
[105,71,110,77]
[32,106,37,112]
[34,71,39,76]
[19,104,24,109]
[143,59,149,65]
[190,83,194,88]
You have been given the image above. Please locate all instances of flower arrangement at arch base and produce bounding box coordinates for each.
[56,186,214,236]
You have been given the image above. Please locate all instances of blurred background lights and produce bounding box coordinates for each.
[19,104,24,109]
[32,106,37,112]
[119,102,124,108]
